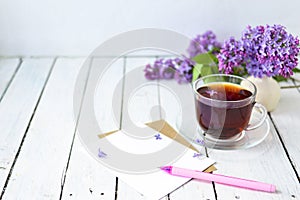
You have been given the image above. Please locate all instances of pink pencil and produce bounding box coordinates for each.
[161,166,276,193]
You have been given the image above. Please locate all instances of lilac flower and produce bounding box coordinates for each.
[242,24,299,78]
[195,138,205,145]
[217,37,245,74]
[154,134,162,140]
[173,57,194,83]
[144,59,164,80]
[193,152,203,158]
[161,59,176,79]
[144,58,176,80]
[144,57,194,84]
[218,24,300,78]
[98,148,107,158]
[187,30,222,58]
[144,31,220,83]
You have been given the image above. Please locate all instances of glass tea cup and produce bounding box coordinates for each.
[193,74,267,142]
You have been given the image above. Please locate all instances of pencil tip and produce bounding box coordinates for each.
[160,166,172,173]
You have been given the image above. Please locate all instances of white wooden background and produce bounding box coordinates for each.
[0,57,299,200]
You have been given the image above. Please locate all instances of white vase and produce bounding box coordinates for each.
[246,76,281,112]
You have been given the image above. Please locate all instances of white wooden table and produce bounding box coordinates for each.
[0,57,299,200]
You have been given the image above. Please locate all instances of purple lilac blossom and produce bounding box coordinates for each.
[193,153,203,158]
[154,134,162,140]
[173,57,194,83]
[144,58,176,80]
[242,24,299,78]
[144,59,164,80]
[217,37,245,74]
[144,57,194,84]
[162,59,176,79]
[187,30,222,58]
[145,31,221,83]
[195,138,204,145]
[98,148,107,158]
[218,24,300,78]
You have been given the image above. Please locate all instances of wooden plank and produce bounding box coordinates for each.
[157,81,216,200]
[169,180,216,200]
[121,57,161,127]
[116,57,160,199]
[270,83,300,178]
[208,116,300,199]
[61,136,117,200]
[61,57,125,200]
[115,58,215,199]
[0,58,53,195]
[1,58,86,199]
[0,58,20,100]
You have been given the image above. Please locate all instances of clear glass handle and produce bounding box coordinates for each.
[245,103,267,131]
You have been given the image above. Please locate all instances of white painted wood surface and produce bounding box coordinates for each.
[61,136,117,200]
[209,117,300,199]
[271,86,300,175]
[0,58,53,195]
[1,58,86,199]
[0,58,20,99]
[158,81,217,200]
[116,57,158,200]
[0,57,299,200]
[61,57,125,200]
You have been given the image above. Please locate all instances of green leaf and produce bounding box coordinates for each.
[192,53,216,65]
[209,53,219,64]
[199,65,220,83]
[292,68,300,73]
[192,64,203,82]
[210,65,219,74]
[201,65,219,77]
[273,75,288,82]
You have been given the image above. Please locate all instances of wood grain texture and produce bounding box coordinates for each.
[1,58,84,199]
[61,137,117,200]
[169,180,216,200]
[0,58,53,196]
[208,117,300,200]
[158,82,216,200]
[0,58,20,99]
[271,82,300,180]
[116,57,159,200]
[61,57,125,200]
[0,57,299,200]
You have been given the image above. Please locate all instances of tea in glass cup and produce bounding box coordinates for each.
[193,74,267,141]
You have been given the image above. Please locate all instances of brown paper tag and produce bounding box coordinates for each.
[203,165,217,173]
[98,130,119,139]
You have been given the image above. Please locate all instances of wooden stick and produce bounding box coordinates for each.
[280,84,300,89]
[290,77,300,83]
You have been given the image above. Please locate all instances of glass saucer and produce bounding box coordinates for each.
[175,108,270,150]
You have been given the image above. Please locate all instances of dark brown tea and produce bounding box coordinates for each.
[195,83,254,139]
